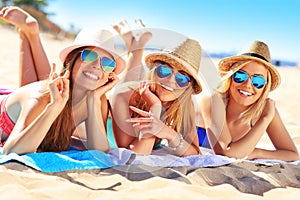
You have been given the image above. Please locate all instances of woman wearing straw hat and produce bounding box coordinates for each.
[111,21,201,156]
[0,7,126,154]
[197,40,299,161]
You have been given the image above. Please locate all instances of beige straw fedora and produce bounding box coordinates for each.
[218,40,281,91]
[59,29,126,74]
[145,38,202,94]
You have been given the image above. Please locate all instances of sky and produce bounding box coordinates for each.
[46,0,300,62]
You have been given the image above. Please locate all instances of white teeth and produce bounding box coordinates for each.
[160,83,174,91]
[83,71,99,80]
[239,89,253,96]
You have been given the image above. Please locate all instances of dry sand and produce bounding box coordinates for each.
[1,25,300,199]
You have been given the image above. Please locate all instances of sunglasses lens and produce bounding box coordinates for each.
[175,73,190,87]
[233,70,266,89]
[101,57,116,73]
[81,50,98,62]
[233,70,248,83]
[156,65,172,78]
[252,75,266,89]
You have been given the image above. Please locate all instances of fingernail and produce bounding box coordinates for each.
[139,88,144,95]
[138,132,143,140]
[132,123,139,127]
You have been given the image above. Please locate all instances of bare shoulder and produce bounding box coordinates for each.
[196,93,215,110]
[6,81,48,108]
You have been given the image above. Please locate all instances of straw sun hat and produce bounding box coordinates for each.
[59,29,126,74]
[145,38,202,94]
[218,40,281,91]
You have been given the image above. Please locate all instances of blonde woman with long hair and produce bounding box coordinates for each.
[197,40,299,161]
[111,21,201,156]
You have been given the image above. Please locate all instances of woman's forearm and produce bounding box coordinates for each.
[249,148,299,161]
[3,103,62,154]
[128,137,156,155]
[85,97,110,152]
[217,116,271,159]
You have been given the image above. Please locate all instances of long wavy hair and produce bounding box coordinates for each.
[37,47,85,152]
[130,66,198,146]
[218,60,272,125]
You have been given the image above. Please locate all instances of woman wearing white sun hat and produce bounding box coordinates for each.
[0,6,126,154]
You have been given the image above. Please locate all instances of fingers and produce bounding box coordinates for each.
[108,72,118,81]
[125,117,153,123]
[62,69,70,79]
[139,81,161,107]
[102,72,119,89]
[50,63,57,79]
[88,72,119,97]
[48,75,70,102]
[50,64,69,80]
[49,66,70,95]
[61,78,70,98]
[139,81,152,95]
[129,106,152,117]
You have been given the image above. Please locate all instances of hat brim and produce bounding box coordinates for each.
[59,44,126,75]
[145,52,202,94]
[218,55,281,91]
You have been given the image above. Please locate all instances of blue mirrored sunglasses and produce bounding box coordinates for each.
[233,69,266,89]
[80,49,116,73]
[155,64,191,88]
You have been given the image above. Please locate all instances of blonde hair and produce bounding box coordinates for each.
[218,60,271,125]
[131,67,197,145]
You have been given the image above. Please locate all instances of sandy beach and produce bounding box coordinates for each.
[1,24,300,199]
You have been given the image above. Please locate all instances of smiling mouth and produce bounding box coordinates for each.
[83,71,99,80]
[159,83,174,91]
[238,89,253,96]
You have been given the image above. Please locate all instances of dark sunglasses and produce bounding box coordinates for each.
[233,69,266,89]
[80,49,116,73]
[155,64,191,88]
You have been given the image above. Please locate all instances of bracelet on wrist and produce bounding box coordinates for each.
[162,133,184,151]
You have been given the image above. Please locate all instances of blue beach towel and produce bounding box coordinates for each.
[0,148,118,173]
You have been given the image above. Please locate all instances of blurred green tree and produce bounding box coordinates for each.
[1,0,48,13]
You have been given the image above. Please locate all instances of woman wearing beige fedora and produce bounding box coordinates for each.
[111,21,201,156]
[0,7,126,154]
[197,40,299,161]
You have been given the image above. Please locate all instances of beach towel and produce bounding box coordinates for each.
[130,148,237,167]
[0,148,123,173]
[127,147,300,167]
[1,147,299,173]
[0,147,234,173]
